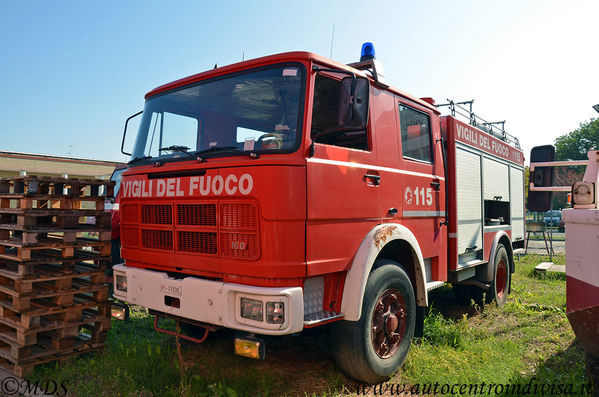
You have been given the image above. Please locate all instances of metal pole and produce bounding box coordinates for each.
[549,199,554,261]
[329,23,335,59]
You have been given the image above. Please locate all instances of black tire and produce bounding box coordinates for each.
[486,244,511,307]
[452,284,473,305]
[332,261,416,384]
[586,352,599,397]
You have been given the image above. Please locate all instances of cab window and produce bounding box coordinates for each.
[311,74,369,151]
[399,104,432,162]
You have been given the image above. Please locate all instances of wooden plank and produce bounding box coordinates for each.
[0,303,110,343]
[0,336,106,376]
[0,176,113,377]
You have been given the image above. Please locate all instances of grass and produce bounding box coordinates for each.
[401,254,586,394]
[28,254,591,396]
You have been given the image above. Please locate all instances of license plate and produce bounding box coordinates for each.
[160,283,182,296]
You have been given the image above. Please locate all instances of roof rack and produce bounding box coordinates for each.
[436,99,521,149]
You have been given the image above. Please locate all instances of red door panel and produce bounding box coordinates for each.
[306,144,380,275]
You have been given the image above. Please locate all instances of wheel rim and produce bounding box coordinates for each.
[496,259,508,299]
[371,288,406,359]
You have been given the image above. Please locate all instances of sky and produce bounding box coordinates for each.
[1,1,598,163]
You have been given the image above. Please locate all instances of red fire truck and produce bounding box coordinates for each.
[112,44,525,383]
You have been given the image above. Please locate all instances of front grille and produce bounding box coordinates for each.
[220,232,259,259]
[121,204,139,224]
[123,201,259,259]
[221,203,257,229]
[177,204,216,226]
[178,231,217,254]
[121,227,139,248]
[142,229,173,250]
[142,204,172,224]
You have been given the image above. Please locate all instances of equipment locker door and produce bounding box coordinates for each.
[510,166,525,242]
[455,146,483,261]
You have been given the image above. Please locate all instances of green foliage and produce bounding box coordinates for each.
[421,310,472,350]
[555,117,599,161]
[549,118,598,208]
[403,254,586,394]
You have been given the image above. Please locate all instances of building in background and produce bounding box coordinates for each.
[0,151,122,179]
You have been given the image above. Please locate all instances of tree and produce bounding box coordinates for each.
[555,118,599,160]
[553,166,582,209]
[550,118,598,208]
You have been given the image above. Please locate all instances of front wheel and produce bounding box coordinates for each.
[332,261,416,384]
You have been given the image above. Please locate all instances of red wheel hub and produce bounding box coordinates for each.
[371,289,406,358]
[385,314,399,333]
[496,259,508,299]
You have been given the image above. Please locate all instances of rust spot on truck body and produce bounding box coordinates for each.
[374,226,397,249]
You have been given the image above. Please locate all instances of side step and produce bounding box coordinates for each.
[426,281,445,291]
[460,259,487,268]
[304,311,344,327]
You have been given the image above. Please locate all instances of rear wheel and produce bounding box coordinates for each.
[332,261,415,383]
[486,244,510,306]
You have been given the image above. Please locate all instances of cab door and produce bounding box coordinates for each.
[306,70,380,276]
[396,102,447,281]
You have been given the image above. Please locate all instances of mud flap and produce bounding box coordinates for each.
[414,306,425,338]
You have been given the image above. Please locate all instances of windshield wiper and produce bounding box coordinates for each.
[195,146,240,155]
[195,146,260,161]
[158,145,195,158]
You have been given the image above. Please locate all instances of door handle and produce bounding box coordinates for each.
[363,173,381,186]
[431,181,440,191]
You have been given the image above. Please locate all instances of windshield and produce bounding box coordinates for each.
[131,65,304,161]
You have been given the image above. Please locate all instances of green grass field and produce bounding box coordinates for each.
[29,254,591,396]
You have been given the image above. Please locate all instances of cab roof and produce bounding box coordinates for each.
[144,51,439,114]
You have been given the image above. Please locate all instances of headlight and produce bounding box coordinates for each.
[266,302,284,324]
[240,297,263,321]
[115,274,128,292]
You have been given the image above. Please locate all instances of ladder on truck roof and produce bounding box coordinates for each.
[436,99,521,150]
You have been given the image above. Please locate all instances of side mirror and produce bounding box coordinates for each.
[338,77,369,130]
[121,111,143,156]
[527,145,555,212]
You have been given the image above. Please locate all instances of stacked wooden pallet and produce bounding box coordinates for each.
[0,176,114,376]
